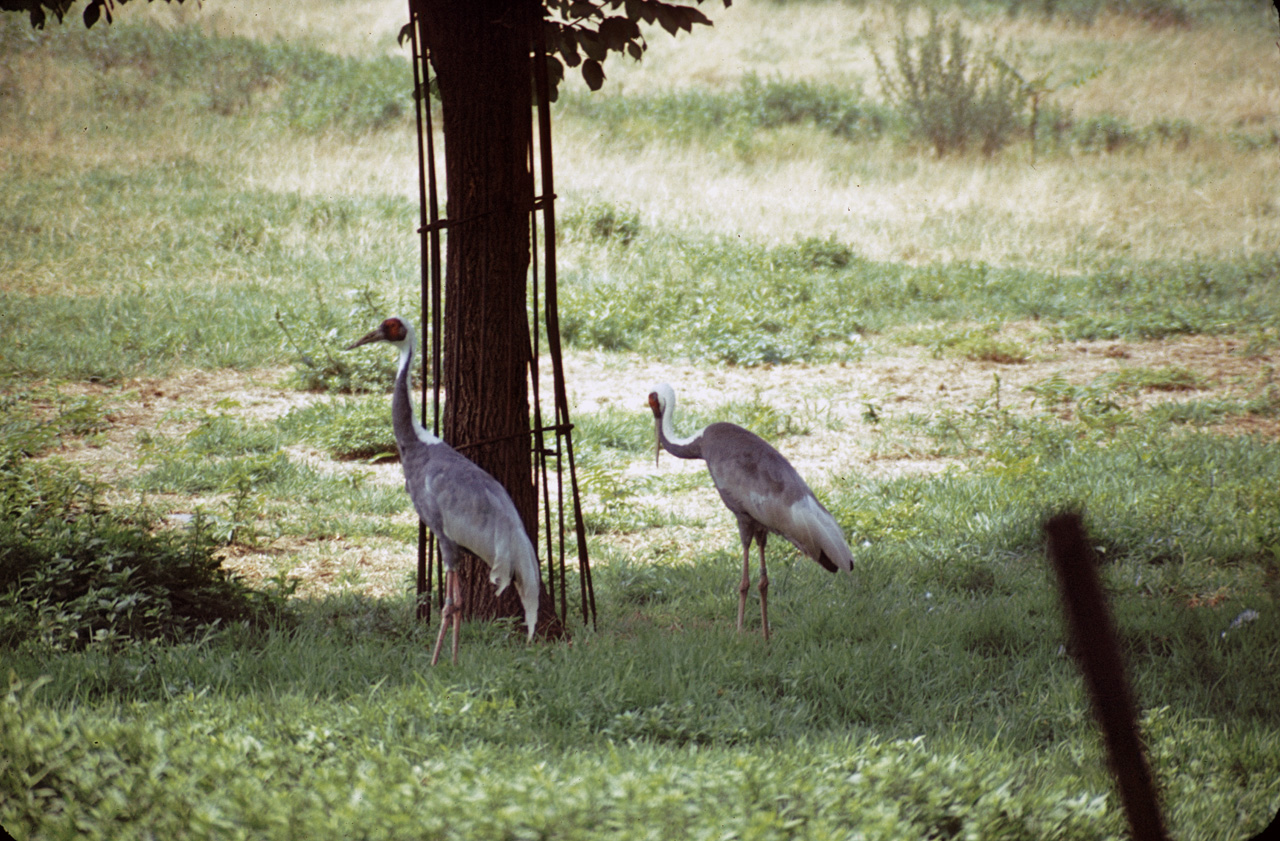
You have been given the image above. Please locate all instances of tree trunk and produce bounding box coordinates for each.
[414,0,563,637]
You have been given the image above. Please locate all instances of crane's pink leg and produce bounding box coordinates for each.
[737,542,751,633]
[757,541,770,641]
[449,571,461,665]
[431,569,460,666]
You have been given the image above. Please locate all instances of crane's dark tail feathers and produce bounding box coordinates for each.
[815,551,840,573]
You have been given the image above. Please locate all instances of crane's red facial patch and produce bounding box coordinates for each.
[383,318,408,342]
[647,393,661,415]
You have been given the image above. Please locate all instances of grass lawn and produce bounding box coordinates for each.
[2,0,1278,838]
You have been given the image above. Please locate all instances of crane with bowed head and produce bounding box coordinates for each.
[647,383,853,639]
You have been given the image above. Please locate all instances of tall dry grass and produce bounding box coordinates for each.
[131,0,408,56]
[555,121,1280,267]
[549,0,1279,268]
[4,0,1274,271]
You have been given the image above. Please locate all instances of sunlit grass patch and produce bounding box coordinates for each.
[0,156,418,380]
[557,216,1280,365]
[904,323,1037,363]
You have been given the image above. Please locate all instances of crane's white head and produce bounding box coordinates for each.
[648,382,683,466]
[647,382,675,418]
[347,315,413,351]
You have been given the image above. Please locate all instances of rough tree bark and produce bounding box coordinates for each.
[412,0,563,637]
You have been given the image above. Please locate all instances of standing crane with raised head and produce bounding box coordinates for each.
[647,383,853,640]
[347,316,540,665]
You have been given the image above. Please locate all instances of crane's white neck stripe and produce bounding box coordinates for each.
[397,339,441,445]
[660,399,700,447]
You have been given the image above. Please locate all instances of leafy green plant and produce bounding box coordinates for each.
[214,453,285,547]
[0,389,112,468]
[991,59,1105,161]
[181,401,286,455]
[790,234,857,270]
[276,283,409,394]
[909,324,1032,363]
[0,459,285,650]
[1111,365,1205,392]
[280,397,399,462]
[874,13,1027,156]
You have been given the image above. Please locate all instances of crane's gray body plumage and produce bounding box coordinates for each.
[698,422,853,574]
[398,435,539,620]
[649,383,852,636]
[350,317,540,656]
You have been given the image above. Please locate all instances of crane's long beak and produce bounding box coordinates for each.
[345,325,386,350]
[648,393,662,467]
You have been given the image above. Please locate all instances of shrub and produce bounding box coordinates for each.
[740,74,893,142]
[874,13,1027,156]
[0,459,286,650]
[790,234,857,271]
[1075,114,1138,153]
[910,324,1031,363]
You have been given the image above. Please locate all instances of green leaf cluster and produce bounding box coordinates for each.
[0,388,112,468]
[276,283,411,395]
[541,0,723,94]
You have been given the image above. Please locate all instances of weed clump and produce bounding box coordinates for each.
[561,201,643,246]
[874,13,1027,156]
[280,397,398,462]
